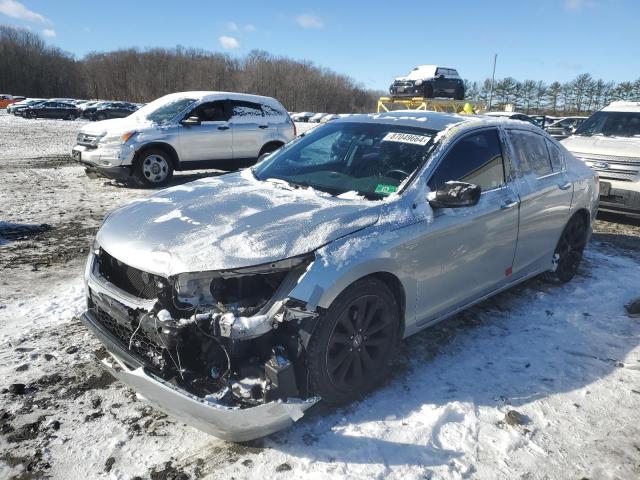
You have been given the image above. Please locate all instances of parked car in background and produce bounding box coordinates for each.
[546,116,587,140]
[7,98,45,115]
[562,101,640,217]
[72,91,295,187]
[81,101,110,119]
[23,101,80,120]
[389,65,465,100]
[309,112,328,123]
[483,111,538,125]
[0,94,20,108]
[291,111,314,122]
[79,110,597,441]
[320,113,341,123]
[87,101,139,121]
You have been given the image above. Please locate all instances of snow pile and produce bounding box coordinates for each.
[2,244,639,479]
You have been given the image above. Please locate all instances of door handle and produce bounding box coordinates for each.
[259,125,269,129]
[558,182,572,190]
[217,125,229,130]
[501,200,518,210]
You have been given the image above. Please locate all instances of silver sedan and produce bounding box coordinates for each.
[80,111,598,441]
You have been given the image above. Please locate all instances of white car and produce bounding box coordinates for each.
[319,114,341,123]
[291,112,314,122]
[71,91,295,187]
[562,101,640,217]
[309,113,328,123]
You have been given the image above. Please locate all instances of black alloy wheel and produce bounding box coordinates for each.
[543,214,587,283]
[306,278,399,404]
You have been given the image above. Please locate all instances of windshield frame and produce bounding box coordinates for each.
[574,110,640,138]
[252,120,439,200]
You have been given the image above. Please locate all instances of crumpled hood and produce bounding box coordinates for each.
[79,115,150,137]
[562,135,640,158]
[96,171,381,277]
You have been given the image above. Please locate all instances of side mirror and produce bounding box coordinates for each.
[438,74,445,79]
[181,116,201,126]
[429,181,481,209]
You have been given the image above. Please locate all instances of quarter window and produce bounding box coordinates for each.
[507,130,553,177]
[428,129,506,192]
[546,140,565,172]
[262,104,284,117]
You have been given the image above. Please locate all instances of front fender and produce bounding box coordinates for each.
[288,224,418,336]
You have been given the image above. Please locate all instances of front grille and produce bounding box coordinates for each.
[97,249,162,299]
[77,133,100,148]
[393,81,414,88]
[93,304,166,370]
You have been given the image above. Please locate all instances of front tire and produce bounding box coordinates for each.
[134,149,174,188]
[305,278,400,404]
[542,214,587,283]
[423,84,434,98]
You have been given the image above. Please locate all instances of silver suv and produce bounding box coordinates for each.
[72,91,295,186]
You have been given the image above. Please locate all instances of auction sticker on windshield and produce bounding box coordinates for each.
[382,132,431,146]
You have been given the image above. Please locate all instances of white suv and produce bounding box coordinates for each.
[72,91,295,187]
[562,101,640,217]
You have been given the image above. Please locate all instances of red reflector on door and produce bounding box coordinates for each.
[505,266,513,276]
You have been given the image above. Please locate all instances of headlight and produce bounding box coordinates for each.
[100,131,136,145]
[174,255,313,306]
[414,79,423,86]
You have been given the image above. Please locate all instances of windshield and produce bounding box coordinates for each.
[137,97,197,124]
[253,122,437,199]
[574,111,640,137]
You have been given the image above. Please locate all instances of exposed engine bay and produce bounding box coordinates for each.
[87,247,318,408]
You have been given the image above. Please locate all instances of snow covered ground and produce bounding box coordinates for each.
[1,112,640,479]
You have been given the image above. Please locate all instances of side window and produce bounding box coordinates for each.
[189,101,228,122]
[545,140,565,172]
[507,130,553,177]
[230,101,263,119]
[428,129,506,192]
[262,104,284,117]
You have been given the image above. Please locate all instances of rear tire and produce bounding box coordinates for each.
[134,149,174,188]
[305,278,400,404]
[455,86,465,100]
[542,214,587,284]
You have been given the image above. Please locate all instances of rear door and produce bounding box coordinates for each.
[505,129,573,276]
[415,127,520,323]
[229,100,269,160]
[178,100,233,163]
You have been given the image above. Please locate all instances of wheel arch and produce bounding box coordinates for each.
[134,142,180,170]
[259,140,285,157]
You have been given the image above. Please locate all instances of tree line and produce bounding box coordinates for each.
[464,74,640,115]
[2,24,639,115]
[0,25,377,113]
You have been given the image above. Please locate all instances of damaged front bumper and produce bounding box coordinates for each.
[81,308,319,442]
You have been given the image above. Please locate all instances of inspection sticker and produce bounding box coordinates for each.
[375,184,397,195]
[381,132,431,146]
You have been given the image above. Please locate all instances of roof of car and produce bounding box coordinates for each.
[156,91,284,108]
[335,110,545,135]
[603,101,640,113]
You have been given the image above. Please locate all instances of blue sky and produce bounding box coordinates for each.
[1,0,638,90]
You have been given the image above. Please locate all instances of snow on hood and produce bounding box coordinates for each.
[562,135,640,158]
[96,170,381,277]
[79,116,149,137]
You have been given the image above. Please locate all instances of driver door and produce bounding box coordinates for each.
[414,128,520,324]
[178,100,233,163]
